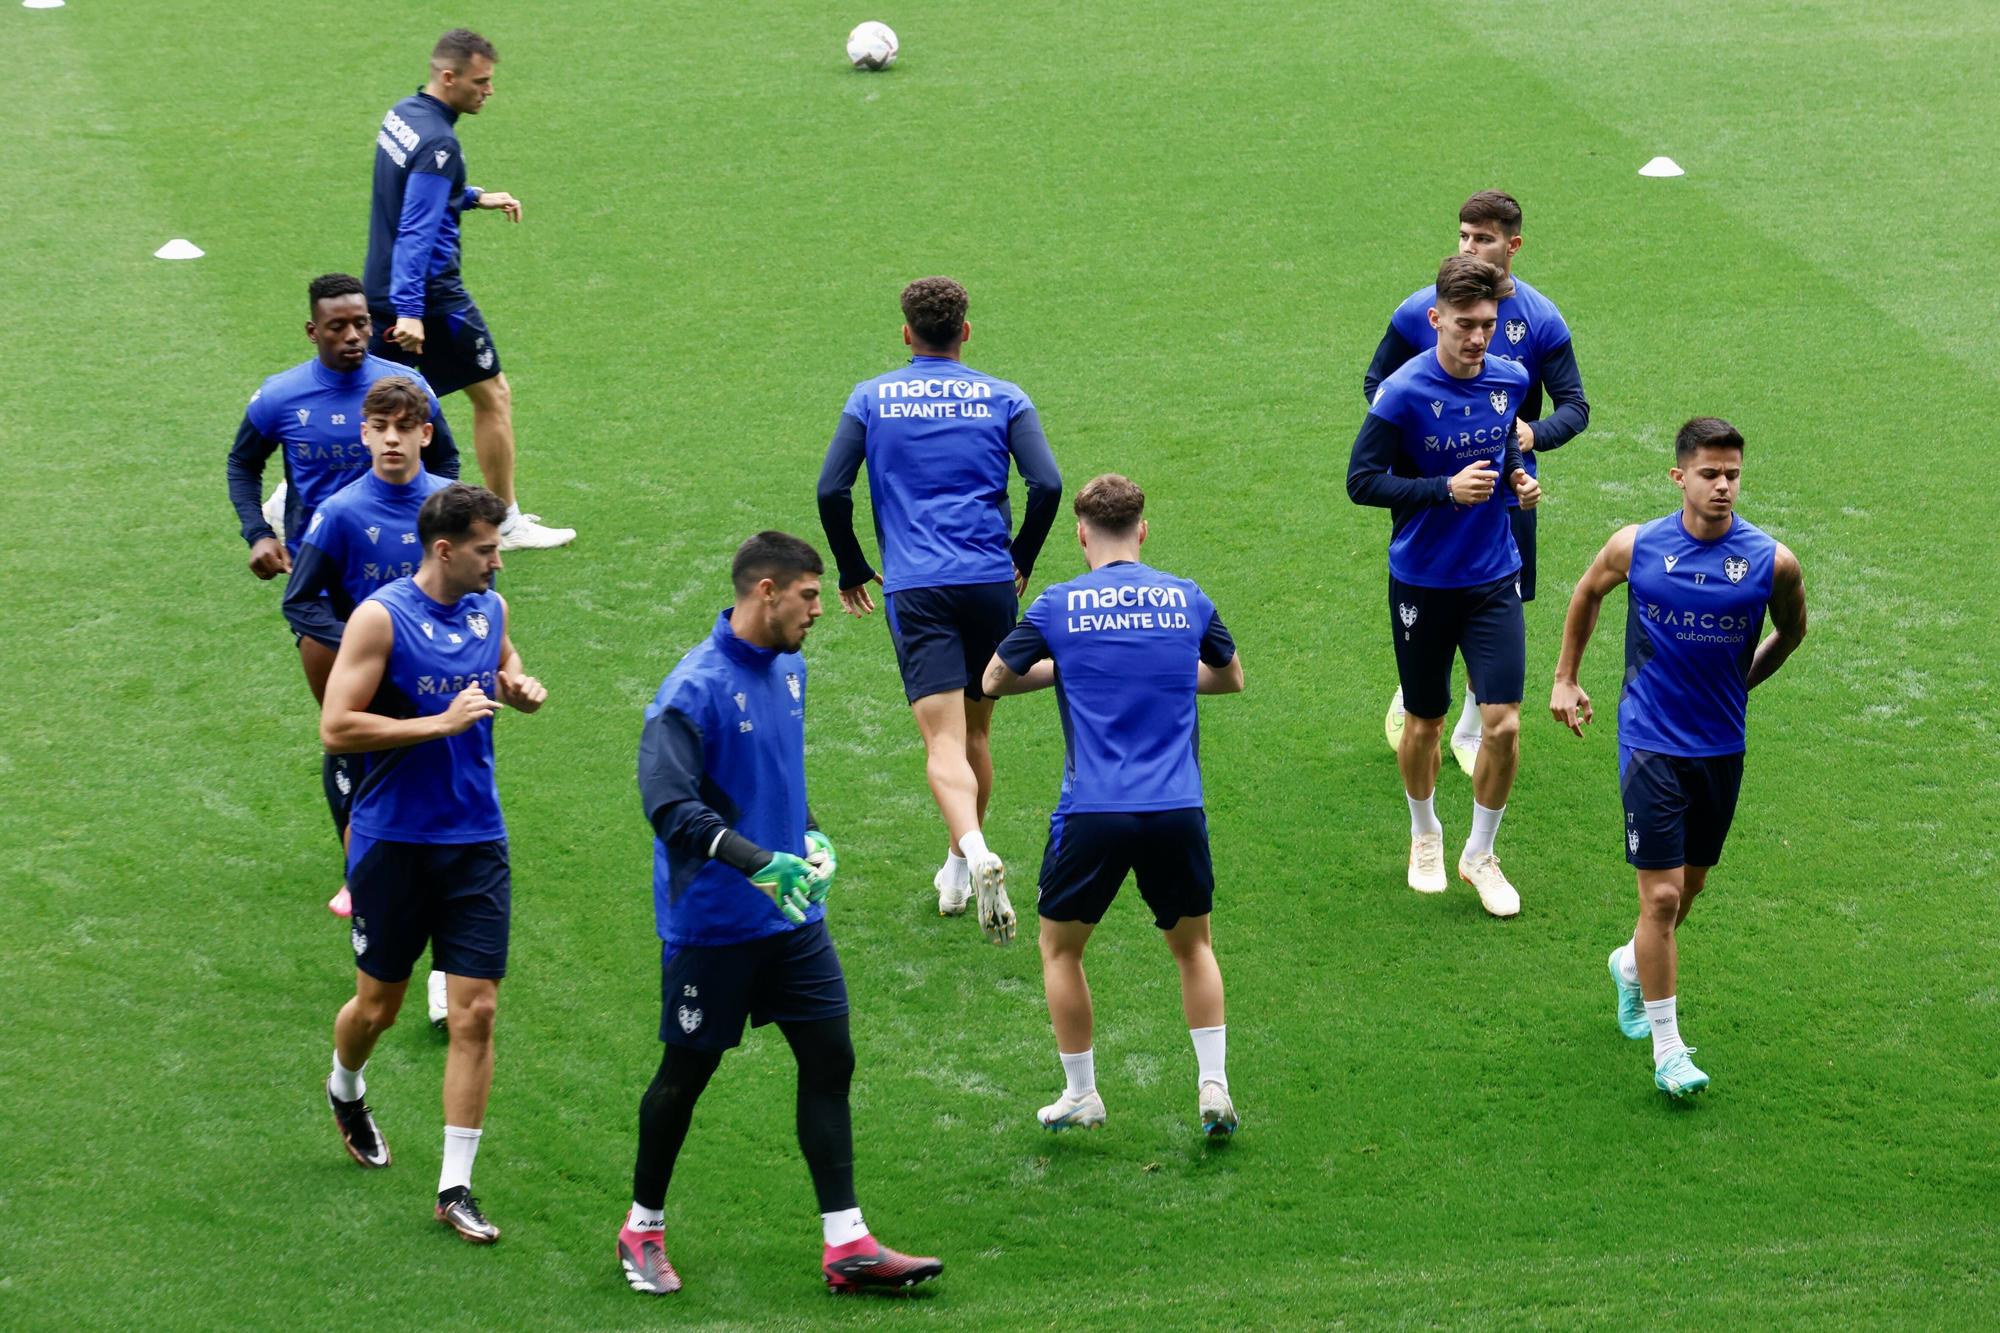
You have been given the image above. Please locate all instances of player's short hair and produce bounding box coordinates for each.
[1675,417,1745,464]
[900,277,969,350]
[419,484,507,548]
[1460,190,1523,236]
[1434,255,1512,309]
[1074,473,1146,537]
[432,28,497,72]
[732,531,824,595]
[307,272,365,313]
[362,376,430,428]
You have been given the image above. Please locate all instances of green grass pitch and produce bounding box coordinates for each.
[2,1,1996,1325]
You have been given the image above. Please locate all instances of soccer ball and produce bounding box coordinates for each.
[846,21,898,71]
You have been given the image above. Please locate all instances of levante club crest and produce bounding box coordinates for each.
[1489,390,1509,415]
[1724,556,1749,583]
[1505,319,1527,345]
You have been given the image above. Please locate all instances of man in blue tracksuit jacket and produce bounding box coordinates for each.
[614,532,943,1299]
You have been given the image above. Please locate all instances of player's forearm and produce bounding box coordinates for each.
[1347,415,1449,509]
[985,658,1052,696]
[227,422,278,543]
[321,708,449,755]
[1746,628,1805,690]
[1010,481,1062,584]
[815,421,877,587]
[1525,344,1589,452]
[1552,589,1604,684]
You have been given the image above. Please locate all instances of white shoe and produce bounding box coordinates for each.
[1407,831,1447,893]
[1037,1087,1106,1131]
[1458,851,1521,917]
[1450,733,1481,777]
[1384,687,1405,753]
[427,970,449,1029]
[499,516,576,550]
[968,851,1015,944]
[934,864,971,917]
[262,482,288,545]
[1199,1080,1238,1137]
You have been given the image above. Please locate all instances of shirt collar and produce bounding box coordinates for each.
[415,89,459,124]
[713,609,780,669]
[307,358,366,390]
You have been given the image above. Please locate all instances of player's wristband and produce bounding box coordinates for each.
[708,829,772,875]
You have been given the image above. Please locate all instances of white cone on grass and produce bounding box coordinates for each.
[23,1,68,10]
[1638,156,1684,178]
[154,239,204,260]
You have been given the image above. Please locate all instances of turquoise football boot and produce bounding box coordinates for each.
[1654,1048,1709,1098]
[1608,948,1651,1039]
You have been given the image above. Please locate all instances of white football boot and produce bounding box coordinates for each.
[934,862,971,917]
[1037,1088,1107,1132]
[969,850,1015,944]
[427,969,450,1029]
[1199,1080,1239,1137]
[1383,687,1405,753]
[499,514,576,550]
[1458,851,1521,917]
[1408,832,1447,893]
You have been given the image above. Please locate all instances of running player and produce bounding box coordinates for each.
[982,475,1245,1137]
[1549,418,1808,1097]
[319,483,548,1242]
[1348,255,1540,917]
[364,27,573,551]
[618,532,941,1296]
[285,376,455,1020]
[226,272,459,576]
[816,276,1062,941]
[1365,191,1590,774]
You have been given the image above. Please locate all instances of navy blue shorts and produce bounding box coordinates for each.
[1619,746,1744,870]
[884,581,1018,702]
[368,302,501,397]
[1038,808,1215,930]
[659,918,849,1050]
[345,834,510,982]
[1388,573,1525,719]
[1510,506,1537,603]
[322,753,357,837]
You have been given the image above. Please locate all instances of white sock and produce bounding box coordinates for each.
[1615,939,1639,986]
[1406,793,1442,837]
[627,1202,665,1232]
[821,1206,869,1247]
[1059,1048,1096,1098]
[942,851,968,885]
[1190,1025,1227,1090]
[1646,997,1685,1064]
[330,1051,365,1102]
[498,501,522,534]
[958,829,990,863]
[1452,686,1481,744]
[1464,801,1505,859]
[439,1125,482,1195]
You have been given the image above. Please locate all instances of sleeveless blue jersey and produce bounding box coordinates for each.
[299,469,454,607]
[1618,512,1777,757]
[1388,276,1572,493]
[349,578,507,843]
[1366,351,1530,588]
[841,356,1036,593]
[997,561,1236,815]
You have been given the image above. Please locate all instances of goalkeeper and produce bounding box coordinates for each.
[620,531,942,1298]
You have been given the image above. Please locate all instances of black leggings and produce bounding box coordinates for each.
[632,1015,857,1214]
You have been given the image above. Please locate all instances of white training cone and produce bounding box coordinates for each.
[23,1,68,9]
[154,238,205,260]
[1638,156,1685,178]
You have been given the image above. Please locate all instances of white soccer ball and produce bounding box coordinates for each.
[846,21,898,71]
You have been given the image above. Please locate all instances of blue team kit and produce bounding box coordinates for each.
[1616,512,1777,869]
[285,469,455,647]
[226,356,457,553]
[997,560,1236,927]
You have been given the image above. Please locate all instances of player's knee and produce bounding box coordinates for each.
[1403,713,1444,742]
[1481,708,1521,748]
[355,995,401,1034]
[802,1037,855,1095]
[1639,879,1682,921]
[452,990,499,1042]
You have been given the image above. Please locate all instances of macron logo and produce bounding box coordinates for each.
[434,149,449,169]
[365,525,381,544]
[296,408,311,426]
[1429,401,1443,418]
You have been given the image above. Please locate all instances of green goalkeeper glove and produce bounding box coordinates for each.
[803,830,837,903]
[750,852,813,924]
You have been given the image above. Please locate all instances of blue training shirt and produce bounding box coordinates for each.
[1348,350,1530,589]
[819,356,1061,594]
[996,561,1236,814]
[225,355,458,553]
[282,469,455,647]
[347,578,507,844]
[1618,512,1777,758]
[638,610,819,950]
[365,90,480,319]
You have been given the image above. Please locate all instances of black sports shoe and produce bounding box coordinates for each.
[436,1186,501,1243]
[326,1078,391,1168]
